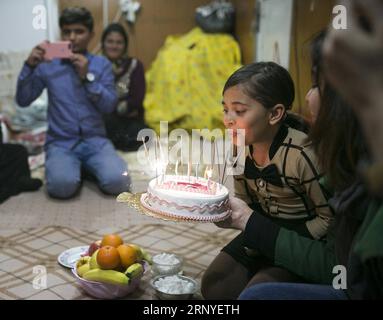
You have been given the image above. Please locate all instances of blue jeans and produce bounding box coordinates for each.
[239,283,348,300]
[45,139,130,199]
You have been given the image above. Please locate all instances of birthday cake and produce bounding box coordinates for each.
[140,175,231,221]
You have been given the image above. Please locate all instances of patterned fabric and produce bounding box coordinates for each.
[144,27,241,135]
[0,225,239,299]
[234,125,333,239]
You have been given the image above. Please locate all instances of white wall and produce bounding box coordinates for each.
[255,0,294,69]
[0,0,58,52]
[0,0,58,100]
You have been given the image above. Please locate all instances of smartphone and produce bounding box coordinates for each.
[41,41,72,60]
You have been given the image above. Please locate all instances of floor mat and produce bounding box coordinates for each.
[0,225,239,299]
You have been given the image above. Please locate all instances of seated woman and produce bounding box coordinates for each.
[201,61,333,299]
[234,30,383,300]
[0,119,42,203]
[102,23,147,151]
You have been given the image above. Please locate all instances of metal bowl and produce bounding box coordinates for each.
[150,275,198,300]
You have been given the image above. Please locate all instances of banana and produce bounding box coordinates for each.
[127,244,143,261]
[125,263,144,279]
[83,269,130,285]
[76,256,91,269]
[141,248,153,265]
[126,244,152,265]
[89,249,100,269]
[77,263,91,277]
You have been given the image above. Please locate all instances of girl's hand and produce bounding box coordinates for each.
[215,196,253,231]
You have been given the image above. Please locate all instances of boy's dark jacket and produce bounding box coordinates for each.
[243,181,383,299]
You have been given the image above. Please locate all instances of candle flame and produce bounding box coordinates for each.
[204,167,213,179]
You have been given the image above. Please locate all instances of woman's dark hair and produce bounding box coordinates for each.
[310,30,326,93]
[59,7,94,32]
[101,23,129,54]
[308,31,367,191]
[223,62,295,110]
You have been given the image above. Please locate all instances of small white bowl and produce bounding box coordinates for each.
[152,253,183,276]
[150,274,198,300]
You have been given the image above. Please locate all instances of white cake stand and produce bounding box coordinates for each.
[117,192,232,223]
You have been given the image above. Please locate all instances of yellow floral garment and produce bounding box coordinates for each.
[144,28,242,134]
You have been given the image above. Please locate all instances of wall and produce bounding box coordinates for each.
[0,0,46,52]
[59,0,255,69]
[289,0,335,116]
[255,0,294,69]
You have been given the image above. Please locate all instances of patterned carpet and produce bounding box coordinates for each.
[0,150,239,299]
[0,224,239,299]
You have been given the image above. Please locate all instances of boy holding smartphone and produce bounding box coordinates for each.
[16,7,130,199]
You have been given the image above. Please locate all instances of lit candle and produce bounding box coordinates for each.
[187,160,191,182]
[142,137,149,162]
[195,162,199,181]
[206,167,213,191]
[154,138,159,184]
[158,138,166,184]
[175,160,179,179]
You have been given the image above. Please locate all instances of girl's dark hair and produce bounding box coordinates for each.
[223,62,295,110]
[101,23,129,54]
[59,7,94,32]
[223,62,311,132]
[308,31,367,191]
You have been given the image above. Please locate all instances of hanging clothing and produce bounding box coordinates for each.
[144,27,241,134]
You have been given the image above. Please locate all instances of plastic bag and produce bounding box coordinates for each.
[195,0,235,34]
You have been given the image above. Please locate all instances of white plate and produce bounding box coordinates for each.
[57,246,89,269]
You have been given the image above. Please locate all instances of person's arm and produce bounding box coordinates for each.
[295,147,334,239]
[351,201,383,299]
[244,210,336,284]
[216,197,337,284]
[84,60,118,114]
[16,44,47,107]
[70,54,118,114]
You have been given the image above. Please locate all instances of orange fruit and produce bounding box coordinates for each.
[97,246,121,270]
[101,234,123,248]
[117,244,138,268]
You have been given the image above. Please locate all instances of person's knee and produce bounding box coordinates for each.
[46,175,80,199]
[201,269,224,300]
[238,283,277,300]
[98,172,131,195]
